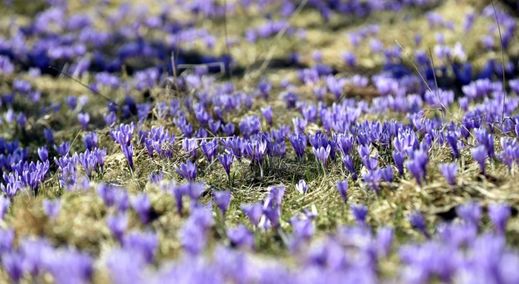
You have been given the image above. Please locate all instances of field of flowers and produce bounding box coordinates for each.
[1,0,519,283]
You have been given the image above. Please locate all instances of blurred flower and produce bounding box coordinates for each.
[351,204,368,224]
[409,211,428,237]
[488,203,511,234]
[214,190,231,215]
[336,180,348,203]
[43,199,61,220]
[439,162,458,186]
[227,225,254,249]
[218,154,234,177]
[471,145,487,174]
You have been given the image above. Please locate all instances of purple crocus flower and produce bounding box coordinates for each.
[218,153,234,177]
[97,183,119,207]
[261,106,273,125]
[439,163,458,186]
[243,138,267,166]
[222,122,235,136]
[208,119,221,134]
[295,179,308,195]
[4,160,50,195]
[336,134,354,155]
[313,145,331,168]
[213,190,231,215]
[2,252,23,282]
[474,128,495,158]
[0,197,10,220]
[409,211,428,237]
[0,55,15,74]
[104,111,117,127]
[376,226,394,257]
[171,185,185,214]
[351,204,368,224]
[176,160,197,181]
[381,166,394,182]
[44,128,55,144]
[262,186,285,228]
[107,213,128,243]
[83,132,98,151]
[19,238,51,277]
[392,150,405,176]
[289,133,307,159]
[471,145,487,174]
[131,193,151,224]
[55,142,71,157]
[78,148,106,177]
[282,92,298,109]
[149,171,164,184]
[123,231,158,263]
[258,80,272,98]
[336,180,348,203]
[78,112,90,129]
[110,123,135,171]
[289,216,314,251]
[342,154,357,180]
[43,199,61,220]
[363,169,384,192]
[201,140,218,162]
[241,202,264,226]
[182,183,205,203]
[488,203,511,234]
[106,249,145,284]
[67,96,78,110]
[239,115,261,138]
[446,132,461,159]
[180,205,214,255]
[406,150,429,185]
[45,249,93,284]
[227,225,254,249]
[342,52,357,67]
[0,228,14,254]
[182,138,198,159]
[498,137,519,171]
[456,202,481,227]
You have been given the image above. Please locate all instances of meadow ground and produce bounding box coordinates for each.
[1,0,519,283]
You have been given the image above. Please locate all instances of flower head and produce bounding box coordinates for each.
[488,203,511,234]
[439,162,458,186]
[295,179,308,195]
[213,190,231,215]
[336,180,348,203]
[43,199,61,220]
[218,153,234,177]
[131,193,152,224]
[227,225,254,249]
[471,145,487,174]
[351,204,368,224]
[176,160,197,181]
[409,211,428,237]
[313,145,331,168]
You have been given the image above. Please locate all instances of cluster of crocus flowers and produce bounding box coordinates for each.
[0,0,519,282]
